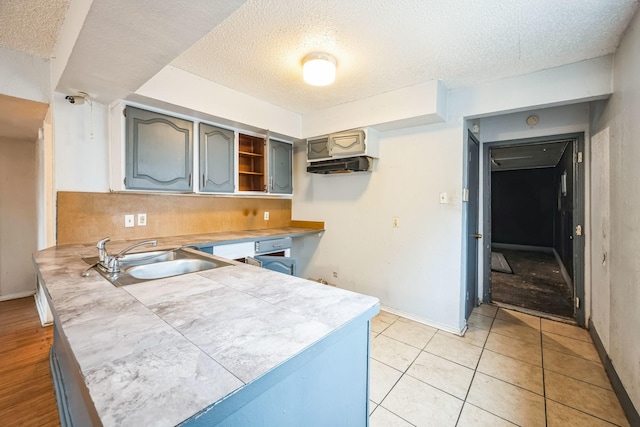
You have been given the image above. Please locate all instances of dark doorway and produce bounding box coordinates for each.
[483,134,585,324]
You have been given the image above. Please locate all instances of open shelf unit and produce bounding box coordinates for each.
[238,133,265,192]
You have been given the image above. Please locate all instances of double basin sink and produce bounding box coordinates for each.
[83,248,233,287]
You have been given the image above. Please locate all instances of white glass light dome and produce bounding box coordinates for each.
[302,53,336,86]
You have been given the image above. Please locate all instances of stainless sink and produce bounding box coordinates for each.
[127,259,219,280]
[82,248,232,287]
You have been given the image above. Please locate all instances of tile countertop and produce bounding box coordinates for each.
[33,228,379,427]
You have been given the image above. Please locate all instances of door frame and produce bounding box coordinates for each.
[465,130,480,320]
[481,132,585,326]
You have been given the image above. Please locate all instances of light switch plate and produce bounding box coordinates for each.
[439,192,448,204]
[264,211,269,220]
[124,214,135,228]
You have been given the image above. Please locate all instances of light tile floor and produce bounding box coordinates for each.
[369,306,630,427]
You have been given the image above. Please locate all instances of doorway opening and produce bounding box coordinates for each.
[482,134,585,325]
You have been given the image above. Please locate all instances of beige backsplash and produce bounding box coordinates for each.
[57,191,292,245]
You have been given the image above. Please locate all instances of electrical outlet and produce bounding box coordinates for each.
[137,213,147,226]
[124,214,135,228]
[264,211,270,220]
[393,217,399,228]
[332,271,338,278]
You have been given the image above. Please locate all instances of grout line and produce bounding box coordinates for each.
[375,404,417,426]
[459,402,520,427]
[481,346,542,369]
[454,310,497,426]
[543,368,618,392]
[545,396,627,426]
[540,316,548,427]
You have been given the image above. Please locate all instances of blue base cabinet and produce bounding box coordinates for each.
[181,313,374,427]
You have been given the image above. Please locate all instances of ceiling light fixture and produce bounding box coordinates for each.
[302,52,336,86]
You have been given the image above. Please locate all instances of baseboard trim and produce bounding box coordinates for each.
[589,319,640,426]
[0,290,36,302]
[552,248,573,289]
[380,304,465,336]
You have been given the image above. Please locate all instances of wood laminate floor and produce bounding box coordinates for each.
[0,297,59,426]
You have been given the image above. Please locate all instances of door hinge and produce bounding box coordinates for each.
[123,177,127,186]
[123,108,127,117]
[576,225,582,236]
[576,152,583,163]
[575,297,580,308]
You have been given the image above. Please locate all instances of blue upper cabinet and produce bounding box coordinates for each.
[200,123,235,193]
[269,139,293,194]
[125,106,193,191]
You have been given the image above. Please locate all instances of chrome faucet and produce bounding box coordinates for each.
[96,237,110,264]
[90,238,158,275]
[114,240,158,259]
[104,240,158,273]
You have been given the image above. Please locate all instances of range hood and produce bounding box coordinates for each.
[306,156,372,174]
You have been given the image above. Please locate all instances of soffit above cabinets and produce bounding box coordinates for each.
[491,141,570,171]
[55,0,248,104]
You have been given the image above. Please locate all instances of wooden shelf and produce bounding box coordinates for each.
[238,133,265,192]
[239,151,264,157]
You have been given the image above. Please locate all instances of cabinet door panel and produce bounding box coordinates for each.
[254,255,297,276]
[200,123,235,193]
[307,137,329,161]
[269,140,293,194]
[328,130,366,156]
[126,106,193,191]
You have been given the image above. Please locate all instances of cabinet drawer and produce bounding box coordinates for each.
[255,237,292,254]
[329,130,366,157]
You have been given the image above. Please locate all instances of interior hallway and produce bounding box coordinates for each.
[370,307,629,426]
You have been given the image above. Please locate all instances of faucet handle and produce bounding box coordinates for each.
[97,237,110,249]
[96,237,110,263]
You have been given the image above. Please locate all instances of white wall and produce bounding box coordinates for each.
[134,66,303,139]
[479,103,590,142]
[53,92,110,192]
[0,137,37,299]
[590,8,640,412]
[293,123,465,332]
[36,108,55,250]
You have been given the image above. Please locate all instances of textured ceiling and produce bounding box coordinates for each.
[0,0,70,58]
[172,0,639,114]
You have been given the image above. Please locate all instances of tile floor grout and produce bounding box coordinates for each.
[369,306,629,427]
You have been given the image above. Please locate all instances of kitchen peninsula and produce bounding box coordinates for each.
[33,229,379,427]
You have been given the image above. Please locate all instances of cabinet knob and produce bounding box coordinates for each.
[474,233,483,239]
